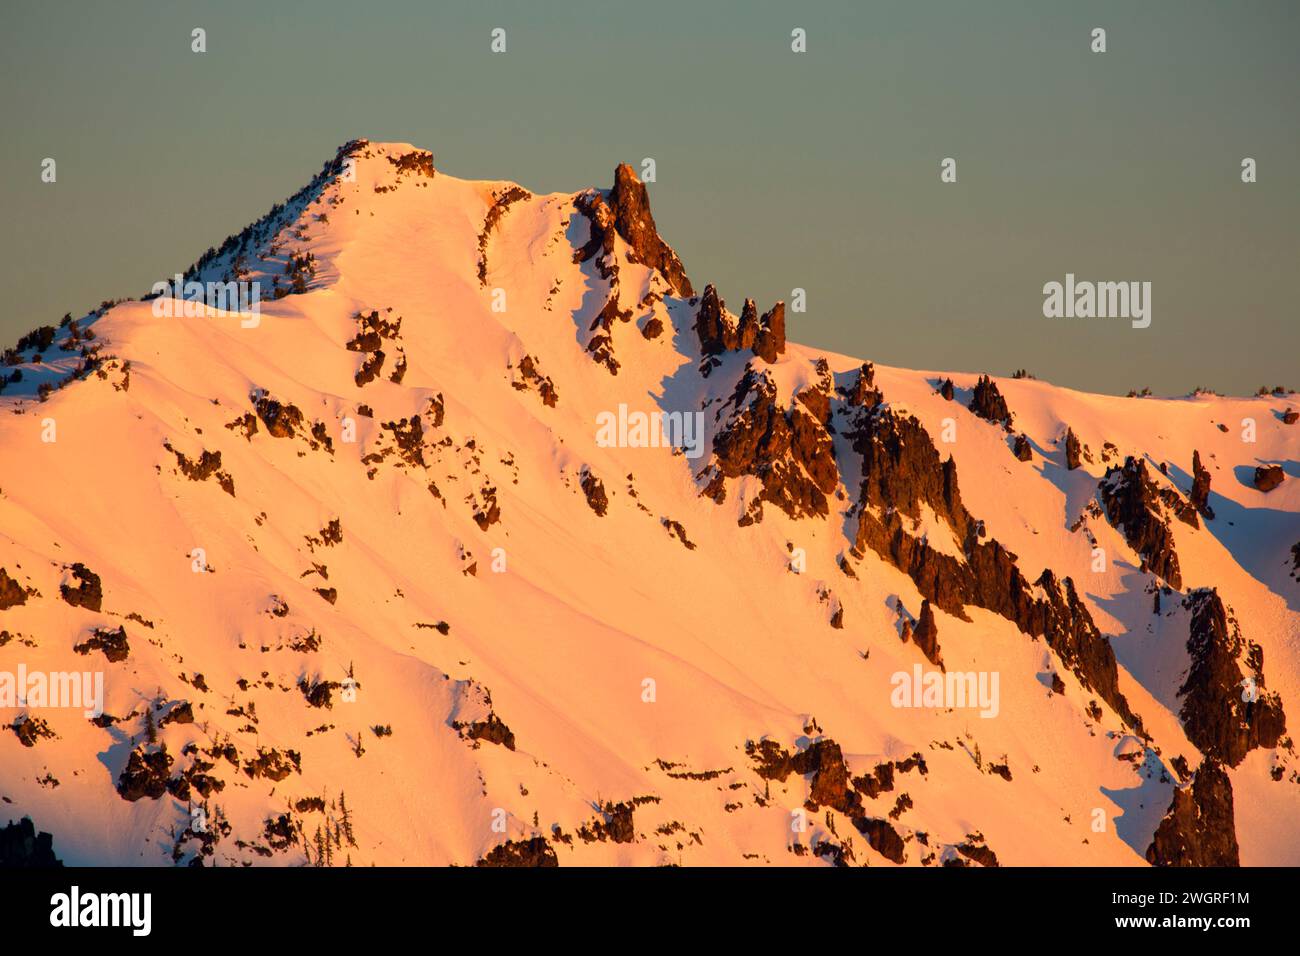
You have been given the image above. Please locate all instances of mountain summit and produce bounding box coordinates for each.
[1,140,1298,866]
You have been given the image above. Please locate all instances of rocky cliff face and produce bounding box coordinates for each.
[576,165,693,298]
[693,285,786,365]
[846,402,1140,729]
[1146,759,1240,867]
[1190,450,1215,519]
[968,375,1012,428]
[1179,589,1286,767]
[1099,457,1185,590]
[700,364,838,521]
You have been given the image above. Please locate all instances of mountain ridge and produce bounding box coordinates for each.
[1,140,1298,867]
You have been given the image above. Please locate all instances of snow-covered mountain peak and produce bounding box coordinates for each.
[1,141,1298,868]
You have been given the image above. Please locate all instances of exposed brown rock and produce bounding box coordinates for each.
[694,284,733,356]
[968,375,1012,427]
[580,468,608,517]
[477,186,531,284]
[1254,464,1284,492]
[512,354,558,407]
[1178,589,1286,767]
[117,747,174,801]
[59,563,103,612]
[1146,759,1239,866]
[456,712,517,751]
[1013,434,1033,462]
[1186,449,1214,519]
[73,625,130,663]
[0,568,28,611]
[844,363,882,407]
[692,286,784,362]
[254,396,304,438]
[477,836,558,867]
[855,817,907,864]
[12,715,56,748]
[736,298,760,351]
[1064,427,1083,470]
[661,517,696,550]
[912,599,943,669]
[955,839,1000,867]
[752,302,786,363]
[575,166,692,297]
[166,443,235,497]
[706,365,839,520]
[1098,457,1183,590]
[848,404,1140,730]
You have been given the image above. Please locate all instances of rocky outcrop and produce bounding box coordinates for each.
[0,818,62,867]
[345,310,406,388]
[579,801,638,844]
[477,836,558,867]
[254,395,304,438]
[1098,457,1183,590]
[661,517,697,550]
[842,363,882,408]
[386,149,436,178]
[1064,428,1083,470]
[243,748,301,782]
[59,563,102,612]
[1190,450,1214,518]
[854,817,907,864]
[12,715,56,747]
[166,443,235,497]
[1145,759,1239,866]
[1012,434,1033,462]
[511,354,558,407]
[752,302,786,363]
[911,600,943,669]
[968,375,1012,428]
[477,186,531,284]
[693,286,785,363]
[1254,464,1285,492]
[1178,589,1286,767]
[575,165,692,297]
[848,404,1140,730]
[73,625,130,663]
[747,737,859,816]
[702,365,839,521]
[746,736,939,866]
[0,568,28,611]
[694,284,731,356]
[456,712,517,751]
[580,468,608,517]
[117,746,174,801]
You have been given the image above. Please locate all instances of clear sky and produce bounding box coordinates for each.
[1,0,1296,395]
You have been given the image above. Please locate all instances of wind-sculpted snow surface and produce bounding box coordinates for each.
[1,141,1298,867]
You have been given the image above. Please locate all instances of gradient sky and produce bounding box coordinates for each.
[2,0,1296,395]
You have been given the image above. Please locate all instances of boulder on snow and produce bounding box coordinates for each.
[1253,464,1285,492]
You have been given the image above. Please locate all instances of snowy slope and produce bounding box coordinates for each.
[1,141,1297,867]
